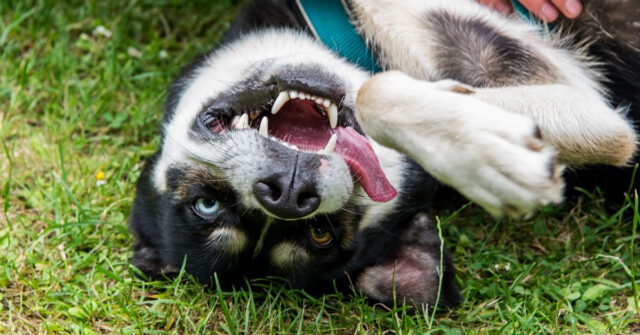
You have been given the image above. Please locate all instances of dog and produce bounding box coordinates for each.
[129,0,640,309]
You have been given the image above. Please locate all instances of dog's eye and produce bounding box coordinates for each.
[194,198,220,216]
[309,226,333,246]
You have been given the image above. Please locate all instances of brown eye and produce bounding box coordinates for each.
[310,226,333,246]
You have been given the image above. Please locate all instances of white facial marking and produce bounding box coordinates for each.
[319,158,330,175]
[270,241,310,269]
[206,227,248,256]
[151,28,398,222]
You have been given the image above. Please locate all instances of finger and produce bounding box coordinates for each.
[549,0,583,18]
[518,0,560,21]
[477,0,513,15]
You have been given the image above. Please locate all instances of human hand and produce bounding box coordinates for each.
[477,0,583,22]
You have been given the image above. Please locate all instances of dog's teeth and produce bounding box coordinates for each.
[321,134,337,154]
[310,95,317,100]
[299,93,306,100]
[322,99,330,108]
[259,116,268,136]
[327,103,338,129]
[315,97,323,105]
[231,115,240,128]
[242,113,250,129]
[271,91,290,115]
[289,90,298,99]
[235,113,249,130]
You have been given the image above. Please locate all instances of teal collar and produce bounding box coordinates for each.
[512,0,548,25]
[512,0,535,22]
[296,0,541,74]
[296,0,382,73]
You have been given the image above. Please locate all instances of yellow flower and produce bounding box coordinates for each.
[96,171,106,186]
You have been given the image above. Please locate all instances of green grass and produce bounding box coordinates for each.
[1,0,639,333]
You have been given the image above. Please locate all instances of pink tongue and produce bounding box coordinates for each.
[267,100,397,202]
[333,127,397,202]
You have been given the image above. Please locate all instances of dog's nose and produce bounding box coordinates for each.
[254,176,320,219]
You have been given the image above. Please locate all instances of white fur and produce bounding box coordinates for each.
[469,85,636,165]
[350,0,636,167]
[206,227,248,256]
[357,71,564,217]
[154,1,636,219]
[153,29,388,219]
[270,241,310,269]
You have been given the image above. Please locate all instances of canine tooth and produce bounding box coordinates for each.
[327,103,338,128]
[271,91,290,114]
[289,90,298,99]
[242,113,250,129]
[235,113,249,130]
[322,134,337,154]
[322,99,330,108]
[231,115,240,127]
[259,116,268,136]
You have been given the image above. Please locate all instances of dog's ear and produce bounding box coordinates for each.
[355,213,462,309]
[129,153,178,279]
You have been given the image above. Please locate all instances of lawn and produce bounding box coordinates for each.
[1,0,639,333]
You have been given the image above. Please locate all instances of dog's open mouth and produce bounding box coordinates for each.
[202,89,397,202]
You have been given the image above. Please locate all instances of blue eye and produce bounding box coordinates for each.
[194,198,220,216]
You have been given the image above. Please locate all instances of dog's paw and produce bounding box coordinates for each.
[356,71,564,217]
[445,112,565,217]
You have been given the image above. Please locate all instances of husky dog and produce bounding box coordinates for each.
[129,0,640,308]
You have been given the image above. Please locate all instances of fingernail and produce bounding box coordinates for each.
[496,2,512,15]
[541,3,559,21]
[564,0,582,17]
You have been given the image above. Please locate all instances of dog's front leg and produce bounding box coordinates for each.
[468,84,636,166]
[350,0,637,167]
[357,71,564,217]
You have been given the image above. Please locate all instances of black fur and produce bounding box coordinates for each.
[130,152,173,279]
[222,0,309,44]
[424,10,557,86]
[130,0,640,311]
[130,157,455,300]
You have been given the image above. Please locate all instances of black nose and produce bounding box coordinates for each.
[254,176,321,219]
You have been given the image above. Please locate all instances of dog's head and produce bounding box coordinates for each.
[130,29,460,308]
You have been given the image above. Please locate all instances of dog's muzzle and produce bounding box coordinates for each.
[253,149,322,219]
